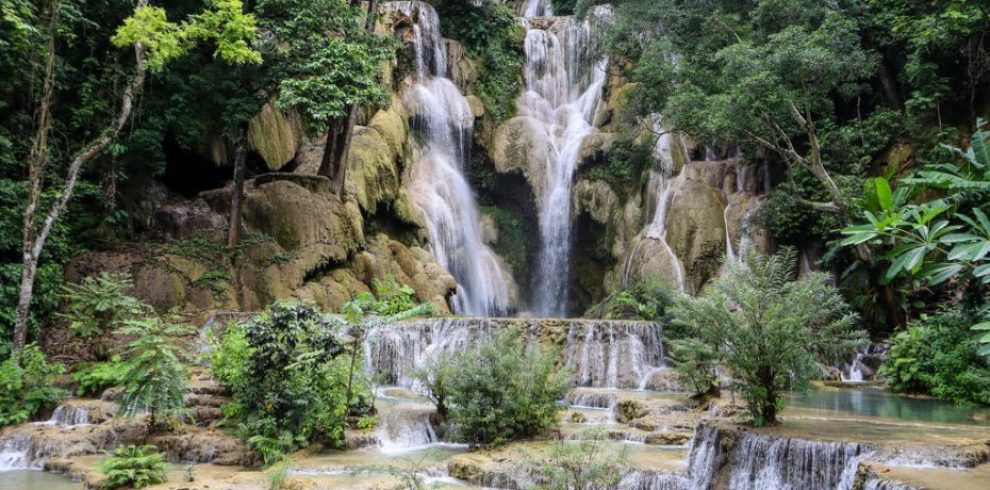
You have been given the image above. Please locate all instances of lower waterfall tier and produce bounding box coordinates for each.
[365,317,668,390]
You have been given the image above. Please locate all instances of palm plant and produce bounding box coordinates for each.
[117,315,194,430]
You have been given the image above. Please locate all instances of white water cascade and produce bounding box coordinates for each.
[623,115,688,291]
[522,5,612,316]
[365,317,666,391]
[391,1,515,316]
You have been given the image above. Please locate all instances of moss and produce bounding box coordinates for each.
[247,101,300,171]
[479,206,531,277]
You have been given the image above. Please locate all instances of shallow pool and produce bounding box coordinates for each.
[788,387,990,425]
[0,470,81,490]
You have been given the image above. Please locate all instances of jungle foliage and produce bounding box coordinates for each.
[672,249,865,426]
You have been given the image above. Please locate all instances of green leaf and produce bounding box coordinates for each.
[874,177,894,212]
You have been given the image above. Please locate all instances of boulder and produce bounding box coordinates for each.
[491,116,553,201]
[345,125,401,215]
[150,200,227,241]
[578,132,614,167]
[572,178,619,225]
[241,179,364,257]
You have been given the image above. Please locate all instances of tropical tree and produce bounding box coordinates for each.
[673,249,864,426]
[843,120,990,356]
[12,0,261,349]
[117,315,195,430]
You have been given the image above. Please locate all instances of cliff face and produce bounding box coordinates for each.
[69,1,776,323]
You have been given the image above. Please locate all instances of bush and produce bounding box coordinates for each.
[59,272,147,338]
[99,445,168,490]
[584,277,676,324]
[117,315,194,429]
[669,338,720,400]
[72,355,128,397]
[444,330,571,446]
[530,427,629,490]
[0,344,65,426]
[211,302,352,465]
[880,309,990,405]
[673,250,865,426]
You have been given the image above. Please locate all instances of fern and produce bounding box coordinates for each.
[99,445,168,489]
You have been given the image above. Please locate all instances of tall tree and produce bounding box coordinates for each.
[13,0,261,348]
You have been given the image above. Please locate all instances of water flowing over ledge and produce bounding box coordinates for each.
[365,317,666,391]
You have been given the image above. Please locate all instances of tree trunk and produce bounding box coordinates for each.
[14,0,149,349]
[317,0,379,196]
[227,127,248,248]
[318,108,358,196]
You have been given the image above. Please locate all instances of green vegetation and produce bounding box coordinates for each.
[672,250,865,426]
[0,344,65,427]
[117,315,194,430]
[437,330,571,446]
[530,427,630,490]
[211,301,350,465]
[584,276,676,324]
[429,0,524,122]
[481,206,531,275]
[60,272,147,339]
[72,356,129,397]
[99,445,169,490]
[880,309,990,406]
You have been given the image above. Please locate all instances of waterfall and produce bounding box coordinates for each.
[623,115,688,291]
[40,404,91,427]
[684,423,872,490]
[522,6,612,317]
[619,471,690,490]
[375,404,438,453]
[365,317,666,390]
[522,0,551,17]
[390,1,514,316]
[0,435,39,471]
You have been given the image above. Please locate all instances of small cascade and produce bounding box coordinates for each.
[521,0,551,17]
[840,344,887,383]
[522,6,613,317]
[861,474,916,490]
[684,423,872,490]
[365,318,665,391]
[390,1,515,317]
[619,471,690,490]
[0,435,39,471]
[43,404,91,427]
[623,115,688,291]
[375,405,438,453]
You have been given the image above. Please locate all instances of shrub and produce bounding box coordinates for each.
[669,338,720,400]
[0,344,65,426]
[117,315,194,430]
[584,277,676,324]
[412,350,458,422]
[59,272,147,338]
[445,330,572,446]
[72,355,128,397]
[673,249,865,426]
[99,445,168,490]
[211,302,351,465]
[880,309,990,405]
[530,427,629,490]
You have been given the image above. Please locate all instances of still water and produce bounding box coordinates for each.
[789,387,990,425]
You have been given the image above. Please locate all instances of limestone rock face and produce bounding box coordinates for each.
[150,200,227,241]
[445,39,479,93]
[578,131,614,168]
[666,163,728,293]
[572,178,619,225]
[346,125,401,215]
[247,101,303,171]
[491,116,552,200]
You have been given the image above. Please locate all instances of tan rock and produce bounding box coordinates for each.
[247,101,302,171]
[666,163,728,293]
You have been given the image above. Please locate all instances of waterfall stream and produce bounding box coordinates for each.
[390,1,515,317]
[522,6,612,317]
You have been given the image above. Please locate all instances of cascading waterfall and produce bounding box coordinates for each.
[391,1,514,317]
[0,435,39,471]
[375,404,438,453]
[365,317,666,391]
[522,6,612,317]
[683,423,872,490]
[623,115,688,291]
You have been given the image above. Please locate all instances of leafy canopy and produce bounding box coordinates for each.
[673,249,864,426]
